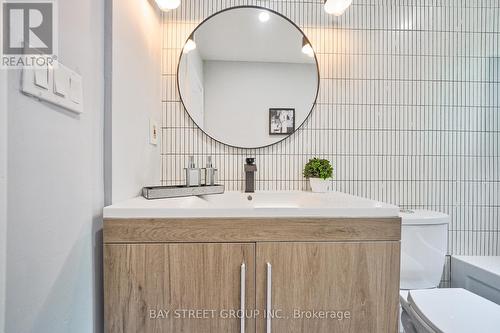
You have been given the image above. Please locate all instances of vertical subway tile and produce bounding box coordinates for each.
[161,0,500,275]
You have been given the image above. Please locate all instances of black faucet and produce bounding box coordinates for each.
[244,158,257,193]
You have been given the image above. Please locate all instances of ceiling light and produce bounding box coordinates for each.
[302,37,314,58]
[155,0,181,11]
[183,34,197,53]
[259,11,270,22]
[324,0,353,16]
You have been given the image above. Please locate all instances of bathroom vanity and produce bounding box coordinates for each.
[103,192,401,333]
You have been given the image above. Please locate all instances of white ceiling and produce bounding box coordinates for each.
[194,8,316,64]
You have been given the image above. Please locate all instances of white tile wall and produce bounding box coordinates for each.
[161,0,500,276]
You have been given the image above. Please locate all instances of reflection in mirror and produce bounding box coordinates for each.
[178,7,319,149]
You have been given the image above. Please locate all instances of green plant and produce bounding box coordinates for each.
[303,158,334,180]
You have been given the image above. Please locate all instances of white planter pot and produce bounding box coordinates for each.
[309,178,332,193]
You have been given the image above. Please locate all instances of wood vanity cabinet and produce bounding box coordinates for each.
[104,243,256,332]
[104,218,401,333]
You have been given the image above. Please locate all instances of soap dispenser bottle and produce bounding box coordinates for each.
[185,156,201,187]
[204,156,218,186]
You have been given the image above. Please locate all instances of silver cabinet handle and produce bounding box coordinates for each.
[266,262,272,333]
[240,263,246,333]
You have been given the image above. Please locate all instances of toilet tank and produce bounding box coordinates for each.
[400,210,449,290]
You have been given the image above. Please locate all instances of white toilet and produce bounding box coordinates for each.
[399,210,500,333]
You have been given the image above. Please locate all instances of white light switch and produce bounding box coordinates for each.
[69,73,82,104]
[53,67,68,97]
[149,119,159,145]
[34,67,49,89]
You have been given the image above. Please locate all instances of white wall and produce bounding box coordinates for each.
[203,61,317,148]
[0,56,7,333]
[110,0,162,203]
[1,6,7,332]
[5,0,104,332]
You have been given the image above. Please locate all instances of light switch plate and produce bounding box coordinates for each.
[149,119,159,145]
[21,61,83,114]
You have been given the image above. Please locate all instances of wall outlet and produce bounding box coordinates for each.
[149,119,159,145]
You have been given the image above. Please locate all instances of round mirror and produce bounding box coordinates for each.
[177,6,319,149]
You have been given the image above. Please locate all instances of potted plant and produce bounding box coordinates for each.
[303,158,334,193]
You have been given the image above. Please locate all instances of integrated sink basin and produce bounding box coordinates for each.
[104,191,399,218]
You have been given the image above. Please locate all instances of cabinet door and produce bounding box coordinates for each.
[256,242,400,333]
[105,243,255,333]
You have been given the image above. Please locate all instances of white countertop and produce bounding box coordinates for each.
[104,191,399,219]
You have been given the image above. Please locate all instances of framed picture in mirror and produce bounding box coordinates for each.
[269,108,295,135]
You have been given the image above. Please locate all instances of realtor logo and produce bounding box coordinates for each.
[1,0,57,68]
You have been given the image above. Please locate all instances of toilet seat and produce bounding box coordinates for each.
[405,288,500,333]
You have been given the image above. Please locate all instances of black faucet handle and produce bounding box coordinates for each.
[246,157,255,165]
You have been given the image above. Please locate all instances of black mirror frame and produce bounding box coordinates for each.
[176,5,320,150]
